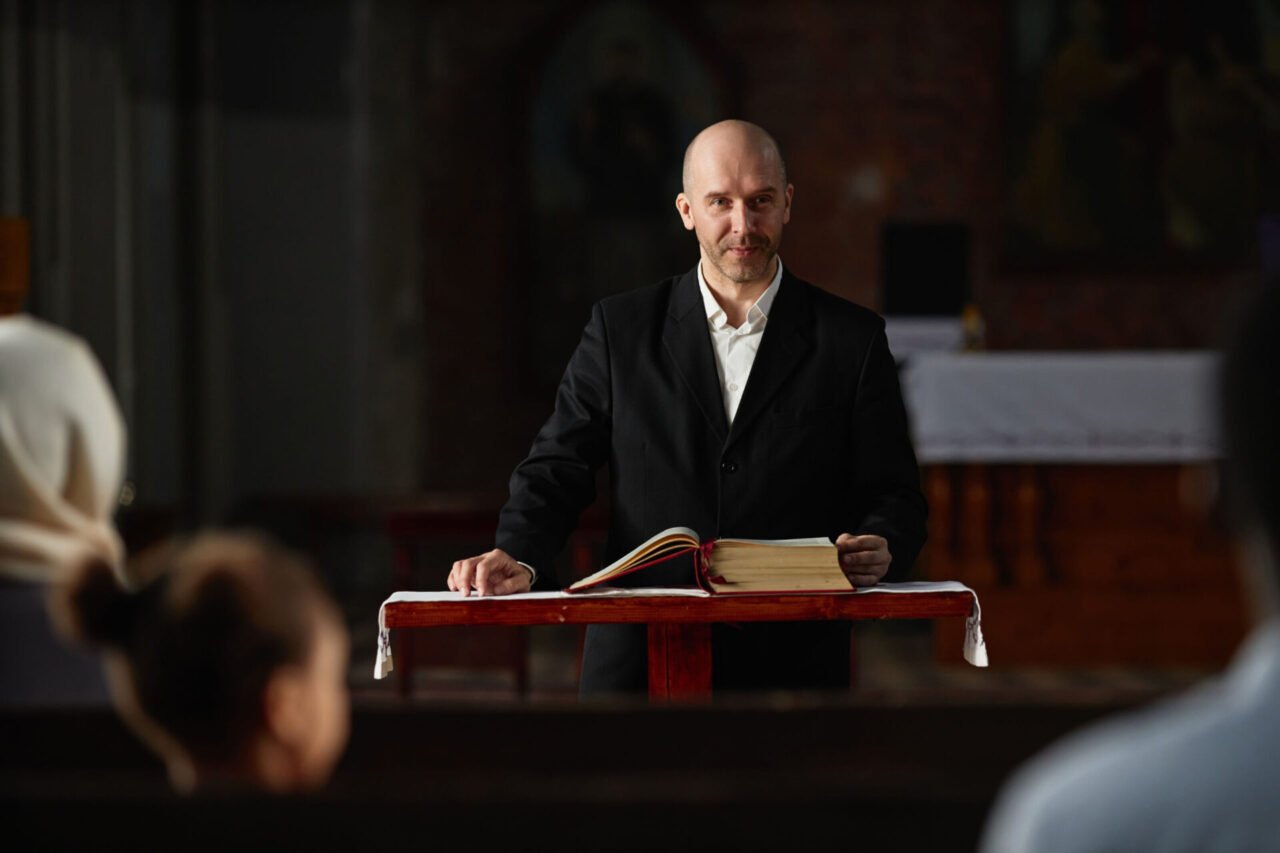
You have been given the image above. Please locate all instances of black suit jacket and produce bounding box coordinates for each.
[496,266,927,693]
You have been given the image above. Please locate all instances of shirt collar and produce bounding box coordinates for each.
[697,257,784,331]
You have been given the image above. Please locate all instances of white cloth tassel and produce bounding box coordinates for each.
[374,604,393,679]
[964,598,989,667]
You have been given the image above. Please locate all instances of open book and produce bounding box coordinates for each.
[567,526,852,595]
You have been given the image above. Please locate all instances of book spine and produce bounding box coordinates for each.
[694,539,722,591]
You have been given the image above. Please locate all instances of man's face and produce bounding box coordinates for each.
[675,132,793,289]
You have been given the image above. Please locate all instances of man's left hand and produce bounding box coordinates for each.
[835,533,891,587]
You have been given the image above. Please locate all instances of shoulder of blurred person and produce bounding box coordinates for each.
[983,621,1280,853]
[0,314,111,394]
[986,282,1280,853]
[0,313,127,584]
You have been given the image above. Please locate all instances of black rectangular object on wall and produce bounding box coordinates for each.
[881,222,970,316]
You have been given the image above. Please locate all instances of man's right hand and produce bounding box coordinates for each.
[448,548,532,597]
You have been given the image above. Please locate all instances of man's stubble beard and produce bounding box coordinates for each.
[703,235,777,286]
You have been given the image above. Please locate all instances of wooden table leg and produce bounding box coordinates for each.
[647,622,712,702]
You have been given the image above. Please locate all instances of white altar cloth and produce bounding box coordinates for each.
[900,351,1220,463]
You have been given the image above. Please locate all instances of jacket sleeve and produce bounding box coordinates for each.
[494,303,612,589]
[849,324,928,580]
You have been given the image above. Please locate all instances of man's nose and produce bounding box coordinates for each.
[731,206,753,234]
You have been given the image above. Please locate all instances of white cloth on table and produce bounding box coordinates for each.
[374,581,987,679]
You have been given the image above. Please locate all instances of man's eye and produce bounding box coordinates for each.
[753,196,773,207]
[710,198,729,207]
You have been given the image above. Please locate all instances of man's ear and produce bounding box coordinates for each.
[782,184,794,225]
[262,666,310,753]
[674,194,695,230]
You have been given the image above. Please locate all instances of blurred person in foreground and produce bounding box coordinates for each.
[0,312,129,703]
[54,532,350,793]
[982,285,1280,852]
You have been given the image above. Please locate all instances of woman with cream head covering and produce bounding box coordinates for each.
[0,313,128,705]
[0,315,127,584]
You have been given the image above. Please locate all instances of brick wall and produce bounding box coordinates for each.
[418,0,1248,488]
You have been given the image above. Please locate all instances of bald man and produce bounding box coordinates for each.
[451,120,927,693]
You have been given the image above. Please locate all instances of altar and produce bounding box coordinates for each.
[899,351,1246,668]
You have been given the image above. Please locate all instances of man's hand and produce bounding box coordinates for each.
[835,534,891,587]
[448,548,532,597]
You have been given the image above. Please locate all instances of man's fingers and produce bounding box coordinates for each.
[841,550,891,568]
[839,534,888,552]
[844,564,889,581]
[448,549,524,597]
[489,569,531,596]
[476,554,524,596]
[847,570,886,588]
[474,558,495,596]
[839,534,890,587]
[463,558,480,597]
[453,558,476,597]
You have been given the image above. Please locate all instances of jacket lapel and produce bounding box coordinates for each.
[662,268,730,443]
[725,271,813,451]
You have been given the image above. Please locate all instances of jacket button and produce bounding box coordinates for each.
[721,461,738,474]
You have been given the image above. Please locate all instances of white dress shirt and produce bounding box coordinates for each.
[516,259,783,587]
[697,258,784,426]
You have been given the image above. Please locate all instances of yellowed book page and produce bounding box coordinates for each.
[715,537,832,547]
[707,539,847,592]
[711,543,837,569]
[711,549,836,570]
[568,526,700,590]
[707,574,852,593]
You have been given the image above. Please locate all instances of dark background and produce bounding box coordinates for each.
[3,0,1261,530]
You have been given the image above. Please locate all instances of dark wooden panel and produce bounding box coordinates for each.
[925,464,1249,667]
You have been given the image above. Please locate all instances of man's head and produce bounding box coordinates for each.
[675,120,793,290]
[1221,284,1280,605]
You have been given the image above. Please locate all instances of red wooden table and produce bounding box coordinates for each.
[382,590,975,700]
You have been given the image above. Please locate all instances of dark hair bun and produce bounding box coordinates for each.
[53,557,139,650]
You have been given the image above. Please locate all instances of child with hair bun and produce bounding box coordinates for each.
[55,532,350,793]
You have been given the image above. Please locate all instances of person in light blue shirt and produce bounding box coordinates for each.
[982,284,1280,853]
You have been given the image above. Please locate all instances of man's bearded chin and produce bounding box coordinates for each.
[708,237,775,284]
